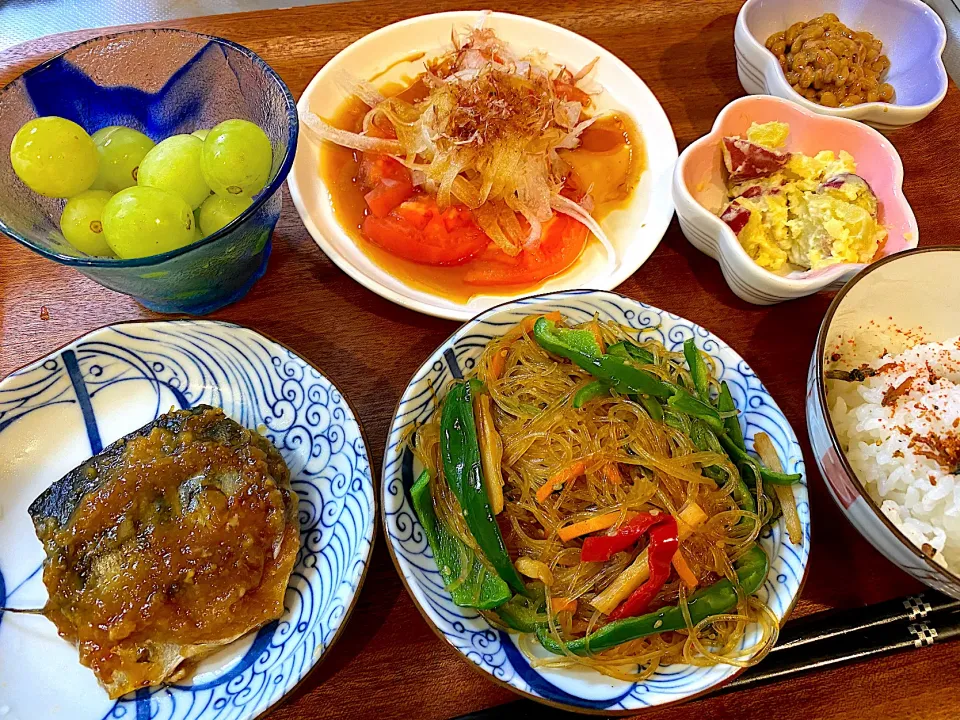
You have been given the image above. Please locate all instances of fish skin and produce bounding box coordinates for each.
[28,404,300,699]
[29,404,285,529]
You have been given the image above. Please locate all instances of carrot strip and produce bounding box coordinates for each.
[586,320,605,353]
[536,460,586,503]
[506,311,564,342]
[550,597,578,614]
[602,462,623,485]
[672,549,698,589]
[557,511,624,542]
[487,348,508,382]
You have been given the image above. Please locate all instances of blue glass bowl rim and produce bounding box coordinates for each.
[0,27,299,269]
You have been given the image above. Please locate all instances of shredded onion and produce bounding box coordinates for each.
[556,117,598,150]
[550,194,617,274]
[333,69,385,108]
[300,109,402,154]
[313,24,621,269]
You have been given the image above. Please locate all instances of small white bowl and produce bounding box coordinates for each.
[735,0,947,131]
[672,95,919,305]
[807,247,960,598]
[288,10,678,320]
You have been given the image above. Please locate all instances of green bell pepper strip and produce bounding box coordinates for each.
[607,340,655,365]
[666,387,724,433]
[533,318,673,399]
[690,420,757,520]
[683,338,711,402]
[718,381,746,451]
[410,470,511,609]
[663,407,691,434]
[536,544,769,655]
[717,432,802,485]
[494,583,549,632]
[638,395,664,423]
[573,380,610,408]
[440,381,527,593]
[552,325,603,357]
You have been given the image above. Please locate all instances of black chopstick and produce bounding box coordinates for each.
[450,590,960,719]
[766,589,960,654]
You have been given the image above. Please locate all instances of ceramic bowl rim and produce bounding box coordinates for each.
[812,245,960,587]
[381,287,811,713]
[288,10,678,321]
[0,317,378,718]
[737,0,948,118]
[0,28,299,269]
[674,94,919,290]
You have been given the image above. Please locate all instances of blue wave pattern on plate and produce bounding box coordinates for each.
[383,290,810,711]
[0,320,375,720]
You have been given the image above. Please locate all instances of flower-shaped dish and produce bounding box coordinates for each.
[673,95,918,305]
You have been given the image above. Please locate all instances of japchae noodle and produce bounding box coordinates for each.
[413,313,797,680]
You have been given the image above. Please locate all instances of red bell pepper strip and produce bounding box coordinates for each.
[580,512,663,563]
[607,516,679,620]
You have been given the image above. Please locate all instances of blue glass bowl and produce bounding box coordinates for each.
[0,29,298,314]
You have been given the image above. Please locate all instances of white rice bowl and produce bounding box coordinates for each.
[828,336,960,570]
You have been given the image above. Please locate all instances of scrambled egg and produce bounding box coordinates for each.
[723,122,886,273]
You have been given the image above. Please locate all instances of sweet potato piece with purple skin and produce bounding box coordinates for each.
[819,173,879,216]
[722,137,789,183]
[720,202,751,235]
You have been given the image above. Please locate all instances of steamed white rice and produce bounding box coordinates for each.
[829,336,960,570]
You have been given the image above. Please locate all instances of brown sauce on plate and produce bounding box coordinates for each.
[36,407,299,696]
[318,79,645,303]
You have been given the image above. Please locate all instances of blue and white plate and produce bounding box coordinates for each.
[382,289,810,713]
[0,320,375,720]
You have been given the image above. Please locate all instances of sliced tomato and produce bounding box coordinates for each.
[364,177,414,218]
[362,196,490,266]
[463,213,589,286]
[358,154,410,189]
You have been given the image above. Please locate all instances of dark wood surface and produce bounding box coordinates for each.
[1,1,958,718]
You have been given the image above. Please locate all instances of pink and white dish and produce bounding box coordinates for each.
[735,0,947,130]
[672,95,918,304]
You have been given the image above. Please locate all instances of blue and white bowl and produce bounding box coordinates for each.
[0,320,375,720]
[382,289,810,712]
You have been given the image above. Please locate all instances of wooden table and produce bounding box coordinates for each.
[2,1,958,718]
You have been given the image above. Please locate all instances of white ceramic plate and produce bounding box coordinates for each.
[0,320,376,720]
[288,11,678,320]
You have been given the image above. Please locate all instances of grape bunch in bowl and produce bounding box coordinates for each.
[11,117,272,259]
[0,29,298,314]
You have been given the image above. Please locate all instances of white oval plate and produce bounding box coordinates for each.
[0,320,376,720]
[289,11,678,320]
[382,290,810,712]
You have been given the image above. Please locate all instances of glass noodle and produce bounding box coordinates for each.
[413,315,780,680]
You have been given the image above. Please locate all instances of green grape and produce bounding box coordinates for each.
[198,193,252,236]
[60,190,115,256]
[192,129,209,141]
[10,116,98,197]
[138,134,210,209]
[201,119,272,197]
[192,208,203,240]
[102,186,197,259]
[91,126,155,192]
